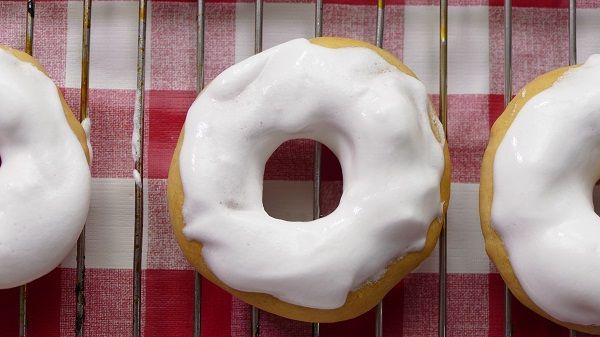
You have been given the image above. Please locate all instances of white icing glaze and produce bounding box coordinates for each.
[131,93,142,163]
[133,169,142,187]
[0,49,91,289]
[179,39,445,309]
[81,117,93,165]
[492,54,600,325]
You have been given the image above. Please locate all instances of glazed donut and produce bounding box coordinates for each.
[168,37,450,322]
[0,46,91,289]
[481,55,600,333]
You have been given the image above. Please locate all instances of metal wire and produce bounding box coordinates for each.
[568,1,576,336]
[251,306,260,337]
[312,0,323,336]
[25,0,34,55]
[132,0,148,335]
[374,1,386,335]
[193,273,202,337]
[314,0,323,38]
[310,116,321,337]
[311,322,320,337]
[255,0,263,54]
[75,1,92,336]
[193,1,206,337]
[19,2,36,335]
[569,0,576,66]
[376,0,384,48]
[438,1,448,336]
[251,0,264,335]
[19,285,27,337]
[375,302,383,337]
[503,1,513,336]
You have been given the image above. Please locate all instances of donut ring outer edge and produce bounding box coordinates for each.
[0,45,91,165]
[480,65,600,334]
[168,37,451,323]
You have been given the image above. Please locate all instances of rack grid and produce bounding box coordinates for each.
[11,0,585,336]
[130,0,450,336]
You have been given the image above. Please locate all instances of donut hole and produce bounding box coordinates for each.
[263,139,343,221]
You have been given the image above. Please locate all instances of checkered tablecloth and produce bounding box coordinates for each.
[1,0,600,336]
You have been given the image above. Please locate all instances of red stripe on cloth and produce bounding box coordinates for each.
[148,90,193,179]
[512,301,570,337]
[488,273,504,337]
[265,140,318,181]
[323,4,404,60]
[147,179,192,269]
[382,282,405,336]
[435,94,490,184]
[0,0,68,2]
[153,0,402,5]
[0,2,25,52]
[0,287,20,336]
[257,311,312,337]
[59,269,75,337]
[489,0,568,8]
[0,270,62,337]
[151,2,236,91]
[448,274,489,336]
[281,233,405,337]
[59,269,133,337]
[144,269,195,337]
[265,139,316,181]
[154,0,492,5]
[401,273,438,336]
[321,146,343,181]
[201,277,233,337]
[27,269,62,337]
[63,88,139,179]
[265,140,340,181]
[320,181,343,216]
[0,1,68,86]
[321,306,377,337]
[488,94,504,128]
[231,298,312,337]
[32,1,68,87]
[489,6,569,95]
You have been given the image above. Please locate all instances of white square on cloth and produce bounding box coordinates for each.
[235,3,315,62]
[404,5,490,95]
[66,1,152,90]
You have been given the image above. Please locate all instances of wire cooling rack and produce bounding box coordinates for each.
[11,0,582,336]
[130,1,448,336]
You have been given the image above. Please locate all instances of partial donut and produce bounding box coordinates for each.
[480,55,600,334]
[0,46,91,289]
[168,37,450,322]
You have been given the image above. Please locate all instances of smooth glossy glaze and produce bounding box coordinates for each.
[493,54,600,325]
[0,48,91,289]
[179,39,445,309]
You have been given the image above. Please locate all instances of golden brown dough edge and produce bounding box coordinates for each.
[167,37,451,323]
[0,45,91,164]
[480,64,600,334]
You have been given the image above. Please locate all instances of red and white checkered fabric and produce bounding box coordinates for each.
[1,0,599,336]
